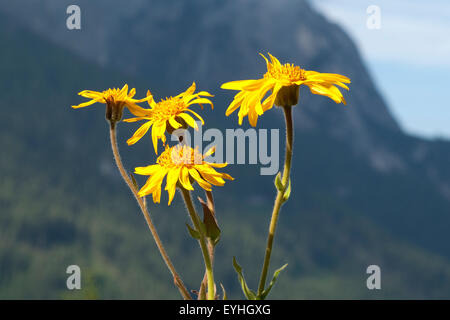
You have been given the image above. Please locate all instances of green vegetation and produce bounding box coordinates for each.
[1,16,450,299]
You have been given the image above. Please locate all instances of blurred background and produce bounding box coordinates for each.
[0,0,449,299]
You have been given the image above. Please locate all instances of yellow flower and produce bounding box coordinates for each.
[72,84,150,123]
[124,82,213,154]
[221,53,351,126]
[135,145,233,205]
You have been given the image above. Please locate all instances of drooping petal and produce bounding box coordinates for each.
[71,99,100,109]
[151,124,161,154]
[165,167,181,205]
[188,168,212,191]
[127,121,153,146]
[185,109,205,124]
[187,98,213,109]
[225,91,246,116]
[261,83,282,111]
[197,168,226,186]
[178,113,198,130]
[168,116,182,129]
[207,162,228,168]
[203,146,216,158]
[138,168,168,197]
[179,167,194,190]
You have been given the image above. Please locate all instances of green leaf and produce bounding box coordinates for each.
[198,197,221,245]
[232,257,257,300]
[220,283,228,300]
[282,179,291,202]
[129,172,139,189]
[258,263,288,300]
[274,172,283,191]
[185,223,200,240]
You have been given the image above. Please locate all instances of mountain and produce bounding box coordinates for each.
[1,0,450,299]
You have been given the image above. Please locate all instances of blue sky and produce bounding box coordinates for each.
[310,0,450,139]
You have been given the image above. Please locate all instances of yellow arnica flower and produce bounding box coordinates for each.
[72,84,150,121]
[124,82,213,154]
[221,53,351,126]
[135,145,233,205]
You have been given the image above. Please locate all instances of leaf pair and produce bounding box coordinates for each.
[274,172,291,202]
[186,196,221,245]
[232,257,287,300]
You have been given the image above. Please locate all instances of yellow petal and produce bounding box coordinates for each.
[207,162,228,168]
[71,99,99,109]
[225,91,246,116]
[120,84,129,95]
[203,146,216,158]
[187,98,213,109]
[188,168,212,191]
[151,125,160,154]
[128,87,136,98]
[168,116,182,129]
[267,53,281,67]
[262,83,282,111]
[179,167,194,190]
[78,90,102,99]
[178,82,196,97]
[185,109,205,124]
[152,184,162,203]
[196,91,214,97]
[221,79,260,91]
[241,78,267,91]
[198,169,225,186]
[138,168,167,196]
[259,53,270,66]
[123,117,150,123]
[135,164,160,176]
[127,103,152,117]
[127,121,153,146]
[178,113,198,130]
[165,167,181,205]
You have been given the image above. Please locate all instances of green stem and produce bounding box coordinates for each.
[109,123,191,300]
[257,105,294,296]
[180,187,216,300]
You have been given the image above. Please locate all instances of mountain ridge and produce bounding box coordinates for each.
[1,1,450,299]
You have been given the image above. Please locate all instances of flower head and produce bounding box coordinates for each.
[124,82,213,153]
[135,145,233,205]
[71,84,150,123]
[221,53,351,126]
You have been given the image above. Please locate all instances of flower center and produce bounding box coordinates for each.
[153,97,187,121]
[265,63,306,82]
[157,146,203,168]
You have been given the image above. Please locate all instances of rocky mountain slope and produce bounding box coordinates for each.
[1,0,450,298]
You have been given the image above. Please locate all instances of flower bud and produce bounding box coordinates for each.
[105,98,125,126]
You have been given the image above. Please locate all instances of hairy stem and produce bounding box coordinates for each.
[257,105,294,296]
[109,123,191,300]
[180,187,215,300]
